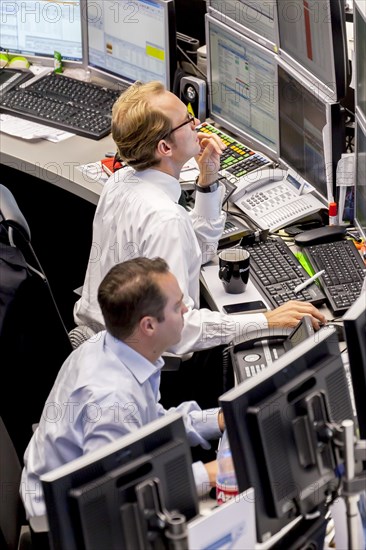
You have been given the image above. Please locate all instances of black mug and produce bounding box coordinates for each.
[218,248,250,294]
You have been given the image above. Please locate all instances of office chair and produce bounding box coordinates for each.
[0,416,49,550]
[0,184,73,459]
[0,416,31,550]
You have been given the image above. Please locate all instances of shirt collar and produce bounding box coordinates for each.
[121,167,181,204]
[105,332,164,385]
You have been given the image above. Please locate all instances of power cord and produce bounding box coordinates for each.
[177,44,206,80]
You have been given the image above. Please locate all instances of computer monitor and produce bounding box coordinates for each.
[0,0,83,65]
[277,59,344,203]
[354,0,366,122]
[343,294,366,440]
[86,0,177,90]
[219,328,355,543]
[354,116,366,241]
[276,0,349,102]
[41,413,198,550]
[206,14,278,159]
[207,0,278,51]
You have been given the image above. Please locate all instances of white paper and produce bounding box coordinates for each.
[188,488,256,549]
[0,113,74,141]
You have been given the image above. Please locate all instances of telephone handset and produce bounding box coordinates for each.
[233,329,290,353]
[227,168,287,203]
[231,317,314,383]
[222,168,326,232]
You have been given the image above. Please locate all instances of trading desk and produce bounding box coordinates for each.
[0,132,114,204]
[0,132,114,328]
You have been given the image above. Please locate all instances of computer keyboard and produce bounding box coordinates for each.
[302,239,366,316]
[239,236,326,308]
[197,122,273,176]
[0,73,125,140]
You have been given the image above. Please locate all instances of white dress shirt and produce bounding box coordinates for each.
[74,167,268,355]
[20,332,222,517]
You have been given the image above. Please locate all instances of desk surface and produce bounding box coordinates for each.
[0,132,114,204]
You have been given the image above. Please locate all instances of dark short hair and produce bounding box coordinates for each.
[97,257,170,340]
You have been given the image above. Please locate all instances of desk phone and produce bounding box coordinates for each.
[231,316,314,383]
[227,169,326,232]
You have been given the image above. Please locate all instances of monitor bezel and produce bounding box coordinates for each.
[0,0,84,68]
[353,114,366,241]
[276,0,349,103]
[41,413,198,550]
[277,56,344,204]
[85,0,177,91]
[343,293,366,440]
[354,0,366,124]
[207,0,279,53]
[219,327,354,543]
[205,13,279,160]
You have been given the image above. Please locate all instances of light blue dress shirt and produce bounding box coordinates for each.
[20,332,221,517]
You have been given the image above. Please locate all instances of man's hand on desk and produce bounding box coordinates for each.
[204,460,218,488]
[264,300,326,330]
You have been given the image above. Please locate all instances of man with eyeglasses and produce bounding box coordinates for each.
[74,81,326,412]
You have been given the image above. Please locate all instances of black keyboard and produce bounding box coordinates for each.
[240,237,326,308]
[302,240,366,316]
[197,122,273,176]
[0,73,125,140]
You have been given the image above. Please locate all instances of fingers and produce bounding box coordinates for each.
[265,300,327,329]
[197,132,226,156]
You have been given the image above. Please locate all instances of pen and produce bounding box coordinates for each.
[294,270,325,294]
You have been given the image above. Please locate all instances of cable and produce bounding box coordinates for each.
[177,45,206,79]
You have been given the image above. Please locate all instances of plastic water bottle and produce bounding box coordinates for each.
[216,430,239,505]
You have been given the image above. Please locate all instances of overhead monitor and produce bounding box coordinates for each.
[354,0,366,121]
[41,413,198,550]
[276,0,349,101]
[343,293,366,440]
[207,0,278,51]
[86,0,177,90]
[354,116,366,242]
[206,14,278,159]
[0,0,83,65]
[219,328,355,543]
[277,58,344,203]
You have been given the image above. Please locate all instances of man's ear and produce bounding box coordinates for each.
[139,316,157,336]
[156,138,173,159]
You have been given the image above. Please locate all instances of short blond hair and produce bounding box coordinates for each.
[112,81,173,171]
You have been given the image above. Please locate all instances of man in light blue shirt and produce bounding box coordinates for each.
[21,257,224,518]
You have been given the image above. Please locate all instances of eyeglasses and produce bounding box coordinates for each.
[164,113,196,139]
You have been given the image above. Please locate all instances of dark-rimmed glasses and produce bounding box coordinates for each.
[163,113,196,139]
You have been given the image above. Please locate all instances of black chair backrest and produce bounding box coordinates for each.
[0,416,25,550]
[0,185,72,459]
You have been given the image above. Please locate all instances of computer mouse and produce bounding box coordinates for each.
[294,225,347,246]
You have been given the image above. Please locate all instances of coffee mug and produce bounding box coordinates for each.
[218,248,250,294]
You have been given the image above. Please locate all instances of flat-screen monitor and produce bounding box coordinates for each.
[354,116,366,241]
[0,0,83,65]
[343,293,366,440]
[86,0,177,90]
[207,0,278,51]
[276,0,349,101]
[219,328,355,543]
[354,0,366,122]
[41,413,198,550]
[278,59,344,203]
[206,14,278,159]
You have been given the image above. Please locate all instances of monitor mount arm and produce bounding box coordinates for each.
[136,477,188,550]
